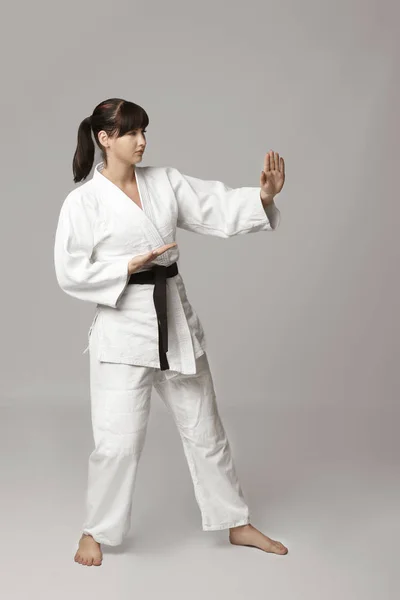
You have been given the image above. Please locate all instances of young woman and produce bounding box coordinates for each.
[54,97,288,566]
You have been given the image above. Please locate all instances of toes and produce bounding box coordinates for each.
[269,539,288,554]
[74,549,102,566]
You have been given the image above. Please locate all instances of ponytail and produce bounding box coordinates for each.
[72,116,95,183]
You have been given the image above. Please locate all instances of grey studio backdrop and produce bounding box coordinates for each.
[1,0,398,598]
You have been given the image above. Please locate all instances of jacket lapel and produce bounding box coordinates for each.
[92,162,170,266]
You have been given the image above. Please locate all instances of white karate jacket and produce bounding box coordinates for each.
[54,161,281,375]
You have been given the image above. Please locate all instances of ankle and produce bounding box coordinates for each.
[229,523,251,532]
[82,533,96,542]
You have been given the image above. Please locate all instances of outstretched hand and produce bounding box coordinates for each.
[260,151,285,200]
[128,242,178,275]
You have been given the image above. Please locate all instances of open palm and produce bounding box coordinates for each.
[260,151,285,196]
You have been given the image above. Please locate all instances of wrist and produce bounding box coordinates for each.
[260,190,275,206]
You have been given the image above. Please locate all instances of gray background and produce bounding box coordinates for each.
[1,0,398,597]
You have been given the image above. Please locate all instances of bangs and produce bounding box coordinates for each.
[116,101,149,137]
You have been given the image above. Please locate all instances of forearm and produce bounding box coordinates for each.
[260,190,276,207]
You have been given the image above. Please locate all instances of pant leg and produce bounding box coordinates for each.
[153,352,250,531]
[81,325,155,546]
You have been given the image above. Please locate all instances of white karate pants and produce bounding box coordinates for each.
[82,325,250,546]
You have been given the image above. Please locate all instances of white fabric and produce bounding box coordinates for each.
[82,326,250,544]
[54,161,281,375]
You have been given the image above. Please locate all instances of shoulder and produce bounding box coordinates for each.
[138,165,179,179]
[63,180,98,211]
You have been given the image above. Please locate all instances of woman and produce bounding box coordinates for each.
[54,97,288,566]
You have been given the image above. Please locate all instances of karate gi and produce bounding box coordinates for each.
[54,161,281,544]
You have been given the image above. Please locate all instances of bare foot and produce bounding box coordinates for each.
[74,533,103,566]
[229,523,288,554]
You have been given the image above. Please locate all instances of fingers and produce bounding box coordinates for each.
[264,151,275,171]
[129,242,178,273]
[156,242,177,254]
[149,242,177,259]
[265,150,284,172]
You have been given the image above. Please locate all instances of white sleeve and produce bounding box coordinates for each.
[53,192,130,307]
[165,166,281,238]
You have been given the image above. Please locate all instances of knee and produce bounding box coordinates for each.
[180,413,226,446]
[93,428,147,457]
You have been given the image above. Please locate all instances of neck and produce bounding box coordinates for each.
[100,159,137,187]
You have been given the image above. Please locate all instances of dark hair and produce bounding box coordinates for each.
[72,98,149,183]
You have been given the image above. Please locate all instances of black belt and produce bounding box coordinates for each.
[128,262,178,370]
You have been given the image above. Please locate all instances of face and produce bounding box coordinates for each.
[98,127,147,165]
